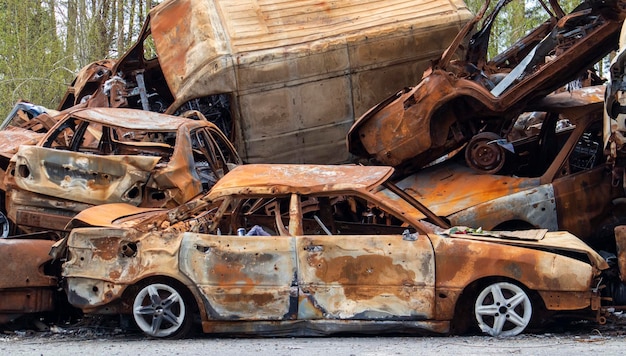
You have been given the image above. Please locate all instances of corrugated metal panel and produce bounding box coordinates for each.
[217,0,469,51]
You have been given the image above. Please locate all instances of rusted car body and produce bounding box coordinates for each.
[0,238,61,324]
[3,107,241,236]
[348,0,626,172]
[57,0,472,164]
[390,85,624,251]
[61,164,608,338]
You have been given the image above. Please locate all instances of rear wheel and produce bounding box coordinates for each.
[132,282,191,339]
[473,281,532,336]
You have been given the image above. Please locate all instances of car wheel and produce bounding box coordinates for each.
[465,132,506,174]
[0,210,11,238]
[473,281,532,337]
[132,283,191,339]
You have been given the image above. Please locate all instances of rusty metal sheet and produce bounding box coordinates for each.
[0,239,57,289]
[429,233,600,318]
[439,230,609,271]
[12,145,159,206]
[0,128,45,160]
[180,233,297,320]
[208,164,394,196]
[296,234,435,320]
[394,161,542,218]
[63,227,182,308]
[199,319,450,336]
[0,239,57,320]
[70,107,193,131]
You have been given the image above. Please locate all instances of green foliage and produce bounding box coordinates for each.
[0,0,72,116]
[464,0,584,60]
[0,0,155,118]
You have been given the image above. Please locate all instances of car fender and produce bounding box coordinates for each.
[447,183,558,231]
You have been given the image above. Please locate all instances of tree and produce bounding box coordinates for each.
[465,0,583,60]
[0,0,72,116]
[0,0,155,118]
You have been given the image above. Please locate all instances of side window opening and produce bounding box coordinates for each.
[299,194,416,236]
[191,128,239,191]
[215,196,291,237]
[568,121,603,174]
[44,118,79,149]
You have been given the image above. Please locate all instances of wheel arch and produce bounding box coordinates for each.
[120,274,206,323]
[449,275,547,335]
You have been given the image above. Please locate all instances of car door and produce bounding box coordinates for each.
[294,193,436,320]
[178,196,298,320]
[550,116,620,241]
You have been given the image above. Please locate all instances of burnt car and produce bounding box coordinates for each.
[3,107,241,236]
[60,164,608,338]
[348,0,626,172]
[389,85,626,251]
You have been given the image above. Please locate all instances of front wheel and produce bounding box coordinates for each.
[0,210,11,238]
[473,281,532,336]
[132,283,192,339]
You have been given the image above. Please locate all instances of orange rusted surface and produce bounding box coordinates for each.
[57,60,116,111]
[0,239,57,322]
[62,164,606,337]
[348,0,625,171]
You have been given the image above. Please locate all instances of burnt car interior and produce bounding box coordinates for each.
[490,110,605,178]
[85,26,234,139]
[460,0,616,165]
[185,193,420,238]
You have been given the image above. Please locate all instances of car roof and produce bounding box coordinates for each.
[68,107,202,130]
[209,164,394,196]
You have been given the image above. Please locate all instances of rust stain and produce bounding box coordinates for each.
[90,237,120,260]
[220,292,277,307]
[308,254,416,301]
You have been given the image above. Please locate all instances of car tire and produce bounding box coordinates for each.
[0,210,11,238]
[465,132,506,174]
[132,282,192,339]
[473,281,533,337]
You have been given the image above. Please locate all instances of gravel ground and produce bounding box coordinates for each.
[2,315,626,356]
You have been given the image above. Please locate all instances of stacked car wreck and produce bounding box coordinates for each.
[4,0,626,340]
[0,0,473,329]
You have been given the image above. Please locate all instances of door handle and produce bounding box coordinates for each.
[304,245,323,252]
[195,244,212,253]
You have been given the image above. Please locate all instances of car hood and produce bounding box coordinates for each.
[395,160,540,218]
[436,227,609,271]
[67,203,165,229]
